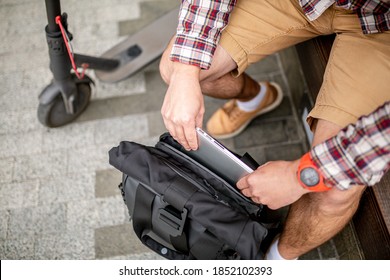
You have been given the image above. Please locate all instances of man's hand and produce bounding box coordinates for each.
[237,160,310,209]
[161,62,204,150]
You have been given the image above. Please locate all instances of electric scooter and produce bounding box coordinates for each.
[39,0,178,127]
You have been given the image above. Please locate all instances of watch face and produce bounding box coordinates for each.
[300,167,320,187]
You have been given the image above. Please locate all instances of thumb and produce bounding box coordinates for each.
[236,174,249,190]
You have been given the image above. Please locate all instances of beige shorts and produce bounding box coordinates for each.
[219,0,390,129]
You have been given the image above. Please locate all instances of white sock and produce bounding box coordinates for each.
[265,237,297,260]
[236,82,267,112]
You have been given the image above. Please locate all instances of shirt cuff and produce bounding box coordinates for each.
[169,35,216,70]
[310,144,352,191]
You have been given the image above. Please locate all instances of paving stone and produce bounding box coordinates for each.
[1,236,35,260]
[333,222,364,260]
[284,118,302,142]
[0,238,4,257]
[95,223,150,259]
[0,131,43,158]
[203,96,227,126]
[106,252,164,260]
[76,72,164,123]
[0,109,42,135]
[142,58,161,73]
[95,169,123,198]
[0,3,45,38]
[93,114,149,146]
[0,180,39,210]
[278,45,308,109]
[0,157,14,184]
[298,248,320,260]
[0,67,51,113]
[264,143,305,161]
[33,203,67,236]
[62,1,140,25]
[13,151,66,181]
[233,120,287,149]
[0,112,20,134]
[0,30,45,54]
[67,143,114,173]
[96,196,128,228]
[42,122,95,152]
[1,0,41,5]
[147,111,166,137]
[143,70,168,97]
[316,239,339,260]
[38,172,95,205]
[3,203,70,259]
[93,72,146,100]
[66,199,100,232]
[34,230,95,259]
[7,207,36,240]
[0,210,9,240]
[246,54,282,77]
[251,97,294,122]
[1,52,49,75]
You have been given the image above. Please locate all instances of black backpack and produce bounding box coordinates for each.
[108,133,282,260]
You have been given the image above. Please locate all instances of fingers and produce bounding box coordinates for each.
[163,116,199,151]
[237,175,252,197]
[160,85,204,150]
[237,172,262,204]
[238,178,263,205]
[161,99,203,151]
[174,125,198,151]
[236,176,248,191]
[185,125,199,150]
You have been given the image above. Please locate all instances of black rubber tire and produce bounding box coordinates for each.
[37,82,91,128]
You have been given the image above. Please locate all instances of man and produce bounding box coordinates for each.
[159,0,390,259]
[238,101,390,259]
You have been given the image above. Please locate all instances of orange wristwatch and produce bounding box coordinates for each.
[297,152,332,192]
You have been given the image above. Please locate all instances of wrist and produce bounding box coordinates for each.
[296,152,332,192]
[171,62,201,80]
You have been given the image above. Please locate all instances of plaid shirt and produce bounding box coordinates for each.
[170,0,389,69]
[170,0,237,70]
[311,101,390,190]
[300,0,390,34]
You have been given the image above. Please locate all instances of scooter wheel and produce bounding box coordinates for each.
[37,81,91,128]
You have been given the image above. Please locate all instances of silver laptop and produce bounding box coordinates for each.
[184,128,253,185]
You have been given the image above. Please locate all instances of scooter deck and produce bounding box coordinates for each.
[95,7,179,83]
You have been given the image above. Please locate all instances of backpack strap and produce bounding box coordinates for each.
[132,184,154,240]
[164,176,198,210]
[132,183,191,259]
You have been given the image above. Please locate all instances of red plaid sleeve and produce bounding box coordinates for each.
[299,0,389,34]
[310,102,390,190]
[170,0,237,70]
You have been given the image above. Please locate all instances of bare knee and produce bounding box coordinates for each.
[159,50,172,85]
[313,186,366,217]
[159,40,236,86]
[159,37,176,85]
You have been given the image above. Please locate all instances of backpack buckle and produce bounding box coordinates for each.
[158,205,187,237]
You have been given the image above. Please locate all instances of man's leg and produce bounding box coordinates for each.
[160,38,260,101]
[277,10,390,258]
[160,38,282,138]
[277,119,366,259]
[160,0,330,138]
